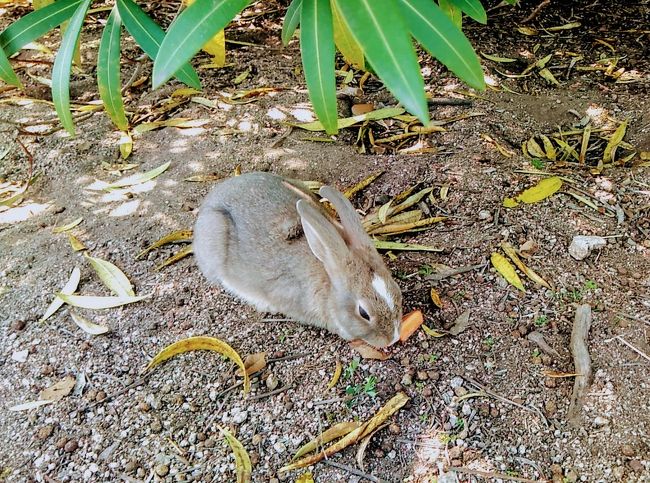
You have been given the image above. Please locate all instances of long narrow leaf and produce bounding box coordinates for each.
[282,0,302,46]
[300,0,337,135]
[448,0,487,24]
[334,0,429,124]
[0,44,22,88]
[152,0,250,88]
[116,0,201,89]
[51,0,91,135]
[0,0,84,56]
[398,0,484,90]
[97,7,128,130]
[331,0,364,69]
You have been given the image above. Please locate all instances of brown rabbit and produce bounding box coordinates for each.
[193,172,402,348]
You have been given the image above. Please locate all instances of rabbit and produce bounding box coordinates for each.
[193,172,403,348]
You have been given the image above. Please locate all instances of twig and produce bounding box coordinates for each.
[313,396,353,406]
[568,304,592,424]
[449,466,545,483]
[615,311,650,327]
[522,0,551,23]
[427,97,472,106]
[269,126,293,148]
[463,376,544,420]
[249,384,293,401]
[322,460,384,483]
[77,372,153,413]
[614,336,650,362]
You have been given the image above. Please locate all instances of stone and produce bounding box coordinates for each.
[568,235,606,260]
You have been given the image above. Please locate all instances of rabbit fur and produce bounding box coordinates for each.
[193,172,402,348]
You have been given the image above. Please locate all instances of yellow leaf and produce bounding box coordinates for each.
[373,241,442,252]
[503,197,519,208]
[155,245,194,271]
[526,138,546,158]
[84,253,135,297]
[119,131,132,159]
[204,29,226,67]
[67,233,87,252]
[58,293,151,309]
[517,176,562,204]
[53,217,83,233]
[517,26,538,35]
[104,161,171,190]
[603,120,627,163]
[539,135,556,161]
[235,352,267,377]
[327,360,342,390]
[580,125,591,163]
[377,201,392,224]
[292,421,362,460]
[137,229,193,259]
[491,252,525,292]
[145,336,250,394]
[40,267,81,322]
[429,288,443,308]
[480,52,517,63]
[70,310,110,335]
[281,393,408,472]
[295,472,314,483]
[218,426,251,483]
[500,242,552,290]
[368,216,446,236]
[538,68,559,85]
[422,324,446,337]
[331,0,364,69]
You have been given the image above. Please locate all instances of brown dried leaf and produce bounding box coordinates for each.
[281,393,408,472]
[349,340,390,360]
[399,310,424,342]
[429,288,443,308]
[292,421,361,460]
[137,229,194,259]
[449,309,471,336]
[39,376,75,402]
[236,352,267,377]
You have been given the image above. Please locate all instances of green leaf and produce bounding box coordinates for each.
[97,7,128,130]
[0,0,84,56]
[152,0,250,89]
[331,0,364,69]
[0,44,22,88]
[116,0,201,89]
[51,0,91,135]
[282,0,302,46]
[438,0,462,28]
[448,0,487,24]
[300,0,337,135]
[334,0,429,125]
[398,0,485,90]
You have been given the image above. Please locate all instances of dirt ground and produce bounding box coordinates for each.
[1,0,649,482]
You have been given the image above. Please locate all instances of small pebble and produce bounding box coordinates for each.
[64,440,78,453]
[454,387,468,397]
[150,420,163,433]
[388,423,400,435]
[401,374,413,386]
[124,460,139,473]
[154,464,169,477]
[629,459,643,472]
[252,434,263,445]
[56,437,68,449]
[37,425,54,440]
[422,387,433,397]
[11,320,26,331]
[621,444,635,457]
[266,374,279,391]
[593,416,609,427]
[416,371,428,381]
[204,438,216,448]
[273,442,286,454]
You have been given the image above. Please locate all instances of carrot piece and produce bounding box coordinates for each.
[399,310,424,342]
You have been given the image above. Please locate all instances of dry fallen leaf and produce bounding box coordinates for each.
[349,340,390,360]
[326,360,342,390]
[39,376,75,402]
[491,252,525,292]
[295,473,314,483]
[281,392,408,472]
[52,217,83,233]
[501,242,552,290]
[292,422,361,460]
[400,310,424,342]
[236,352,267,377]
[85,253,135,297]
[70,311,110,335]
[429,288,443,308]
[58,293,150,309]
[543,370,581,378]
[40,267,81,322]
[136,229,194,259]
[218,425,251,483]
[504,176,563,208]
[145,336,250,394]
[8,400,54,412]
[422,325,446,337]
[155,245,194,271]
[449,309,471,336]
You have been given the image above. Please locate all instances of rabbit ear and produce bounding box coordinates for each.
[296,199,348,267]
[319,185,373,250]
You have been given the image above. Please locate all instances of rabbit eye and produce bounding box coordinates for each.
[358,305,371,321]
